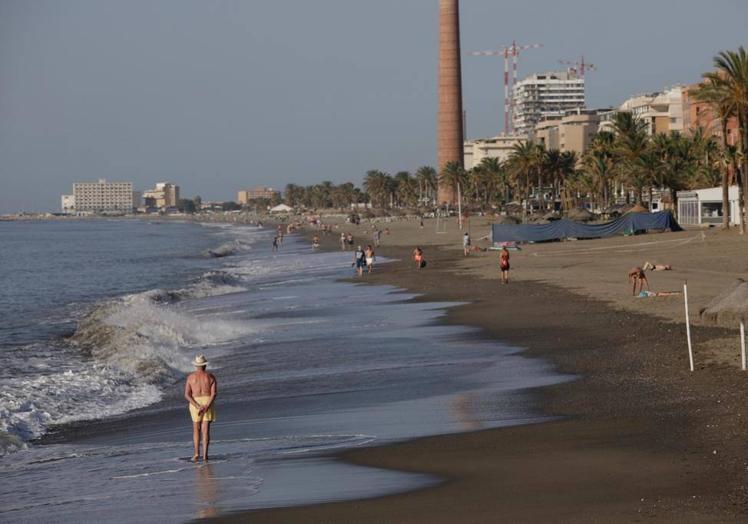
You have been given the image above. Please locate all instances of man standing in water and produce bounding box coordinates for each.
[185,354,217,462]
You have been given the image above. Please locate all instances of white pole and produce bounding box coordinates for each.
[684,282,694,372]
[741,321,746,371]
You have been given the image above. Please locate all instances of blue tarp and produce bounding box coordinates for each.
[491,211,682,243]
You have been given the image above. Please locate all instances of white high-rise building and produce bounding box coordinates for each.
[73,179,134,214]
[512,71,586,138]
[60,195,75,214]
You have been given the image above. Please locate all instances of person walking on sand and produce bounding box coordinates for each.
[340,232,347,251]
[499,246,510,284]
[413,246,424,269]
[353,245,366,277]
[365,244,375,273]
[184,354,217,462]
[463,232,471,256]
[272,236,279,253]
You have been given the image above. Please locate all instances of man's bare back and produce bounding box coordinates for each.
[185,355,217,462]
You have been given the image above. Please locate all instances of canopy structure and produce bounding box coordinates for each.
[269,204,293,213]
[491,211,682,244]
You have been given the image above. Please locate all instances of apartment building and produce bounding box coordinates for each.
[464,135,525,170]
[237,187,279,204]
[143,182,180,209]
[512,70,586,138]
[535,109,609,155]
[618,86,684,135]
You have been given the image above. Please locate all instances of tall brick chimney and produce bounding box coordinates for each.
[437,0,464,205]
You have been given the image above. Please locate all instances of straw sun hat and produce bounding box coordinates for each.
[192,354,209,367]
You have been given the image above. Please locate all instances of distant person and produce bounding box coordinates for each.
[312,235,320,249]
[499,246,510,284]
[272,236,279,253]
[340,232,347,251]
[628,267,650,296]
[643,261,672,271]
[419,219,424,229]
[346,232,354,247]
[373,229,381,247]
[353,245,366,277]
[413,246,424,269]
[184,354,217,462]
[462,232,471,256]
[365,245,375,273]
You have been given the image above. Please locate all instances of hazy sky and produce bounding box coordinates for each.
[1,0,746,213]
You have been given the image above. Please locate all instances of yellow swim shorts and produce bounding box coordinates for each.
[189,396,216,423]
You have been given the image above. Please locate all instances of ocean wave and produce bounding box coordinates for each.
[207,240,248,258]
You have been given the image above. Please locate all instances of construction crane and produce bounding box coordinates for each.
[471,41,543,135]
[558,55,597,78]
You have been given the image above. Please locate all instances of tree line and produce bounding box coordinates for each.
[213,47,747,229]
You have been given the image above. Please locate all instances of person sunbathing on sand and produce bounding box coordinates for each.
[643,261,672,271]
[628,267,650,296]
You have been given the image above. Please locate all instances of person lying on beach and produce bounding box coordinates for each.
[637,290,682,298]
[184,354,217,462]
[628,267,649,296]
[413,247,424,269]
[643,261,672,271]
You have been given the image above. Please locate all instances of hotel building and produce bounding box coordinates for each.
[237,187,279,204]
[72,179,135,214]
[143,182,180,209]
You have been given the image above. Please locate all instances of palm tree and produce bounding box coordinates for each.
[612,112,650,204]
[439,161,467,228]
[363,170,391,209]
[478,157,506,207]
[703,47,748,232]
[692,78,739,229]
[415,166,438,205]
[506,141,543,219]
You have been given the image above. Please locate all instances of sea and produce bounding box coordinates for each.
[0,219,567,522]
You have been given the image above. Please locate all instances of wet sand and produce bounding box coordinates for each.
[215,218,748,522]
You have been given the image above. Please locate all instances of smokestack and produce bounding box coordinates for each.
[437,0,464,205]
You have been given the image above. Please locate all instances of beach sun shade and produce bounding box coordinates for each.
[491,211,682,244]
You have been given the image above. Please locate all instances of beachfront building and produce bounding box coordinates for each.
[682,82,739,145]
[464,135,525,170]
[534,108,610,155]
[677,186,741,226]
[511,70,586,138]
[618,86,685,135]
[72,179,135,214]
[142,182,179,210]
[60,195,75,214]
[237,187,280,205]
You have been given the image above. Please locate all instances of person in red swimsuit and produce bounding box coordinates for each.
[499,246,510,284]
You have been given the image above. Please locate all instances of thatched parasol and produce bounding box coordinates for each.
[700,279,748,327]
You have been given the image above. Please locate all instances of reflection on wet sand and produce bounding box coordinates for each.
[451,393,484,432]
[195,462,218,519]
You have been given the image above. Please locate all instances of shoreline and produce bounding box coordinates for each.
[218,226,748,522]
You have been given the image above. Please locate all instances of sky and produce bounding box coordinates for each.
[0,0,746,213]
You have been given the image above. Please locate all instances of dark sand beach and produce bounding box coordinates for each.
[216,223,748,523]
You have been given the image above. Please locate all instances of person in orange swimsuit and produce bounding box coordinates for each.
[185,354,217,462]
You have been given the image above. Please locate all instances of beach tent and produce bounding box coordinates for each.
[491,211,682,244]
[269,204,293,213]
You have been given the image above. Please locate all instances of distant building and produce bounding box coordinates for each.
[72,179,135,214]
[512,70,586,138]
[618,86,684,135]
[61,195,75,214]
[464,135,525,170]
[142,182,179,209]
[534,108,610,155]
[682,83,739,146]
[237,187,279,204]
